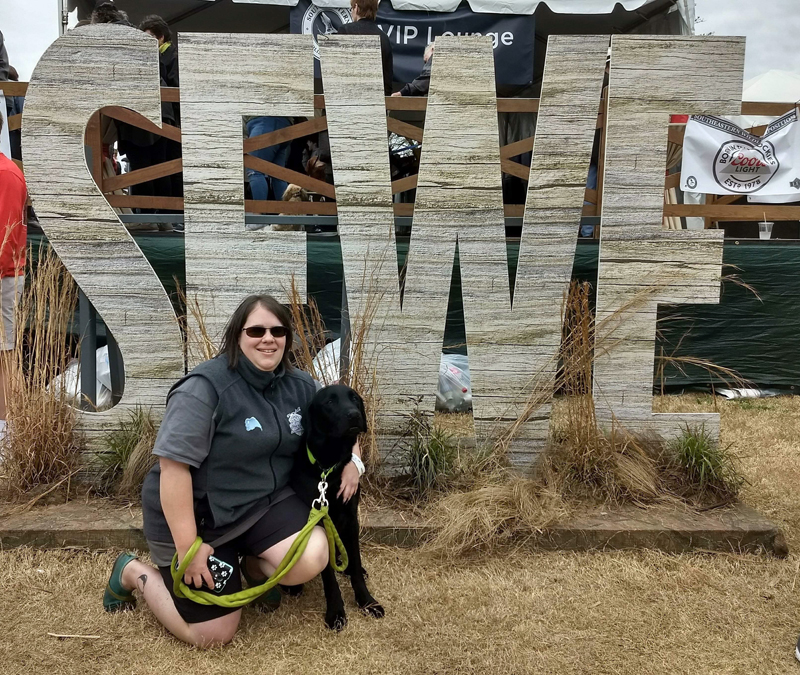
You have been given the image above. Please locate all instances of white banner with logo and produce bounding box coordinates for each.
[681,109,800,197]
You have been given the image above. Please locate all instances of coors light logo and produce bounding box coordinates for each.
[687,115,783,195]
[713,138,779,194]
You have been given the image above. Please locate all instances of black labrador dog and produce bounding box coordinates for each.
[290,384,385,630]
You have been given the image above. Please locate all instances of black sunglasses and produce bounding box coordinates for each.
[242,325,289,339]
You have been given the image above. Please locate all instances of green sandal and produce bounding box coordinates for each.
[103,552,138,612]
[242,558,282,613]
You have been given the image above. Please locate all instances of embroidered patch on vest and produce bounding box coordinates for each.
[244,417,263,432]
[287,407,304,436]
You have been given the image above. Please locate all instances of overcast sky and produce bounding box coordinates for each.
[694,0,800,81]
[0,0,798,83]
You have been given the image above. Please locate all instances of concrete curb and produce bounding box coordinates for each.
[0,501,788,556]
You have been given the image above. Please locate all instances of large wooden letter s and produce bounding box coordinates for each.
[22,25,184,448]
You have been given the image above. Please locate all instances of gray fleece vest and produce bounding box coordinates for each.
[177,355,315,534]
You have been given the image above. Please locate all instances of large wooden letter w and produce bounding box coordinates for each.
[322,35,607,470]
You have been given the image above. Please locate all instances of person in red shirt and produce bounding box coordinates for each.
[0,113,27,431]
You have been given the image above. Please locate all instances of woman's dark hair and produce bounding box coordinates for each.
[91,2,130,24]
[139,15,172,43]
[220,294,294,371]
[351,0,378,20]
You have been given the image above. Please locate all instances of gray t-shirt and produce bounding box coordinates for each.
[152,376,218,467]
[142,369,325,561]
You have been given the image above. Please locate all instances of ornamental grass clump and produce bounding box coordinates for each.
[175,281,216,365]
[669,424,744,502]
[423,277,756,556]
[2,247,82,497]
[96,406,158,498]
[403,409,458,500]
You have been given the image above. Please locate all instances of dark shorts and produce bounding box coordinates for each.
[157,494,311,624]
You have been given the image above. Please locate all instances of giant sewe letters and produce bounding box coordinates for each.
[21,27,747,468]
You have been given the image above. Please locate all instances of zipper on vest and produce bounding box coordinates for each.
[265,393,282,492]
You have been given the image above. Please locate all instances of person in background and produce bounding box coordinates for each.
[309,0,394,186]
[392,42,434,98]
[0,31,8,81]
[138,15,184,214]
[91,2,132,26]
[139,15,179,91]
[0,114,27,439]
[336,0,393,96]
[245,116,293,203]
[5,67,24,161]
[93,6,174,230]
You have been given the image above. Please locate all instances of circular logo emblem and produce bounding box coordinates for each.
[713,139,779,194]
[301,5,352,61]
[686,176,697,189]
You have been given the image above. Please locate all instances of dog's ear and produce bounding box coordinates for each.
[353,389,368,433]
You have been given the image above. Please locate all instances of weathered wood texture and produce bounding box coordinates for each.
[594,36,745,440]
[180,33,314,351]
[322,35,606,470]
[511,35,609,468]
[318,35,405,469]
[21,25,184,448]
[386,37,508,465]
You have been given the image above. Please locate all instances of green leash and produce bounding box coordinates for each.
[171,456,348,608]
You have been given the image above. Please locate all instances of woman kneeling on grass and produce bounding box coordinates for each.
[102,294,362,647]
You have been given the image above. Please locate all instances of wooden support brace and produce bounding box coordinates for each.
[103,158,183,192]
[101,106,181,142]
[243,116,328,153]
[243,154,336,199]
[386,117,423,142]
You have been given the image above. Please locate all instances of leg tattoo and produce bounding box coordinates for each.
[137,574,148,593]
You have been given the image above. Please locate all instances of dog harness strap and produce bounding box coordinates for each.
[306,447,337,479]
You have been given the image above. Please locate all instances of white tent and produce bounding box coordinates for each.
[67,0,693,35]
[734,69,800,128]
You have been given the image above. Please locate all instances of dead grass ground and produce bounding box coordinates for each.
[1,395,800,674]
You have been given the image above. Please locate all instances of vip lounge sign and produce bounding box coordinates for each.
[22,27,745,468]
[290,0,535,85]
[681,109,800,196]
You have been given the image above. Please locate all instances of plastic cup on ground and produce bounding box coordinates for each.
[759,221,773,240]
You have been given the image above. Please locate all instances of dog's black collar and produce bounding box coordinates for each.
[306,447,341,478]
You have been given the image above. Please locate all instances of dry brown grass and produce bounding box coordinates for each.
[175,281,216,365]
[1,544,796,674]
[0,396,799,672]
[421,283,666,554]
[287,275,383,474]
[420,281,749,556]
[1,247,82,497]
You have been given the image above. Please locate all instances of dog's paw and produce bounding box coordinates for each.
[280,584,304,597]
[325,608,348,631]
[359,600,385,619]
